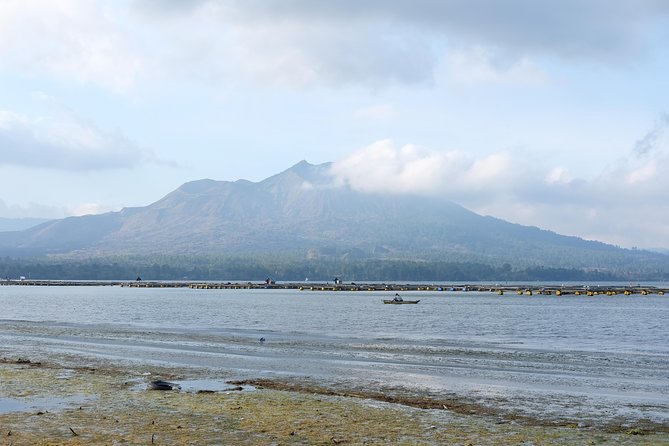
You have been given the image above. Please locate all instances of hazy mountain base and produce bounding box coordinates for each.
[1,255,663,282]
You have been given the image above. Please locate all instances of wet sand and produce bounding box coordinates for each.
[1,357,667,445]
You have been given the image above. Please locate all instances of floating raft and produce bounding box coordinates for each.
[0,280,666,295]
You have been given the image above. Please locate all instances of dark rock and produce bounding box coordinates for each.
[148,380,181,391]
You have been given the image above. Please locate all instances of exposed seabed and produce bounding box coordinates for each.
[1,354,667,445]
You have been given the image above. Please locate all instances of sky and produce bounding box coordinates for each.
[1,0,669,249]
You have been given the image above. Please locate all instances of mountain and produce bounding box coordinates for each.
[0,161,667,272]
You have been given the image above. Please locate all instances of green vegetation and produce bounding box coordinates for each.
[1,255,663,281]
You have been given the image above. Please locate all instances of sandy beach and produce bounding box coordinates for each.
[1,355,667,445]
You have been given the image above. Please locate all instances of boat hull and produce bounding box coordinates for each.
[382,300,420,304]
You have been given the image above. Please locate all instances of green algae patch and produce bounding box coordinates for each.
[1,359,668,445]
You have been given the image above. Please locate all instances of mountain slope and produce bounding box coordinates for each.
[0,161,666,271]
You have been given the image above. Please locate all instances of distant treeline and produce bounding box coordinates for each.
[1,255,665,282]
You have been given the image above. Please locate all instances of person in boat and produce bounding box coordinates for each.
[393,293,403,302]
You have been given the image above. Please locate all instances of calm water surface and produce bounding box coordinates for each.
[1,286,668,426]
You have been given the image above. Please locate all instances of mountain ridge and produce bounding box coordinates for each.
[0,161,666,273]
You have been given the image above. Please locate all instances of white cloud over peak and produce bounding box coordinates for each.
[330,131,669,249]
[329,140,519,198]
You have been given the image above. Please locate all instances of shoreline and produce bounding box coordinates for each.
[1,356,667,445]
[2,286,668,444]
[232,378,669,435]
[2,317,668,436]
[2,279,668,296]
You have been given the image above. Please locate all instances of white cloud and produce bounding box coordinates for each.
[130,0,669,89]
[330,139,519,198]
[181,7,436,88]
[625,162,657,185]
[462,152,512,185]
[329,131,669,249]
[0,198,117,219]
[545,166,573,185]
[0,198,66,219]
[0,0,143,91]
[1,1,666,91]
[476,138,669,248]
[68,202,118,216]
[0,106,154,171]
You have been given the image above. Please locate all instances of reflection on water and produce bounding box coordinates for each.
[0,397,29,414]
[0,286,668,425]
[0,395,90,415]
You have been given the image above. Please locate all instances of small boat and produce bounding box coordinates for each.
[383,299,420,304]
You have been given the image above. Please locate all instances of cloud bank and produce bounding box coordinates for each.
[0,198,116,220]
[0,108,151,171]
[4,0,665,91]
[330,140,519,199]
[330,130,669,249]
[0,0,142,91]
[131,0,669,88]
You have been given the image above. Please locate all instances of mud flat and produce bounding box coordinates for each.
[1,357,666,445]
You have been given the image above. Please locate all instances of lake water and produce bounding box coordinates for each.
[1,285,668,427]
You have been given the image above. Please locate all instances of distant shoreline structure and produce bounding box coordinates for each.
[1,279,667,296]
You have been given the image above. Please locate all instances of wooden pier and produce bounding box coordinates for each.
[0,279,666,296]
